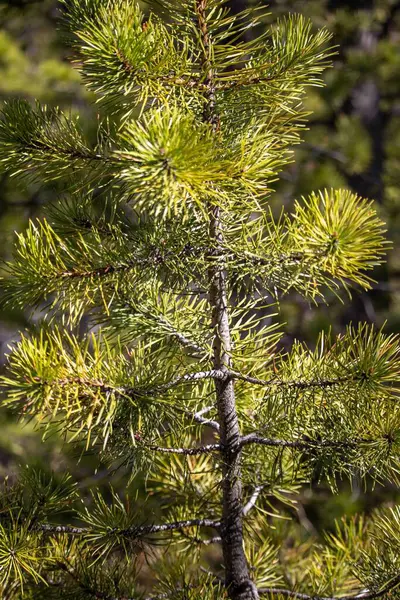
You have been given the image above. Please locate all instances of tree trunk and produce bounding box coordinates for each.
[208,206,259,600]
[195,2,259,598]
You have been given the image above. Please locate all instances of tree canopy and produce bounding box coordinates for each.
[0,1,399,600]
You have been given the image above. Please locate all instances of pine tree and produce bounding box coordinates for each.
[0,1,400,599]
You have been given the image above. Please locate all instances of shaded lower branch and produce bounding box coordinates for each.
[42,574,400,600]
[258,574,400,600]
[58,561,111,600]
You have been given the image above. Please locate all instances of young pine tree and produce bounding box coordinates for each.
[0,1,399,599]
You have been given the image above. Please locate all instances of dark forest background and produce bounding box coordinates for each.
[0,0,399,534]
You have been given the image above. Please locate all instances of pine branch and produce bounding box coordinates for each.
[258,573,400,600]
[38,518,221,538]
[178,528,222,545]
[146,443,221,455]
[230,371,355,390]
[64,0,201,113]
[152,369,226,393]
[0,100,229,208]
[9,369,225,402]
[216,14,333,89]
[240,434,366,450]
[53,248,184,280]
[0,100,114,185]
[226,190,387,297]
[38,524,89,535]
[136,431,383,458]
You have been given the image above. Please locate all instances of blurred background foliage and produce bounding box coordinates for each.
[0,0,399,541]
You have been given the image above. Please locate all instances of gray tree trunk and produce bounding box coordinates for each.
[197,2,259,596]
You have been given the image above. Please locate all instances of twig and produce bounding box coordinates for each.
[180,528,222,545]
[175,404,220,433]
[147,443,221,455]
[148,369,226,394]
[229,370,355,390]
[193,404,220,432]
[243,485,264,516]
[157,315,206,356]
[240,434,361,450]
[38,524,90,535]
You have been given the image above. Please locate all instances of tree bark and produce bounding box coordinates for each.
[208,206,259,600]
[195,2,259,598]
